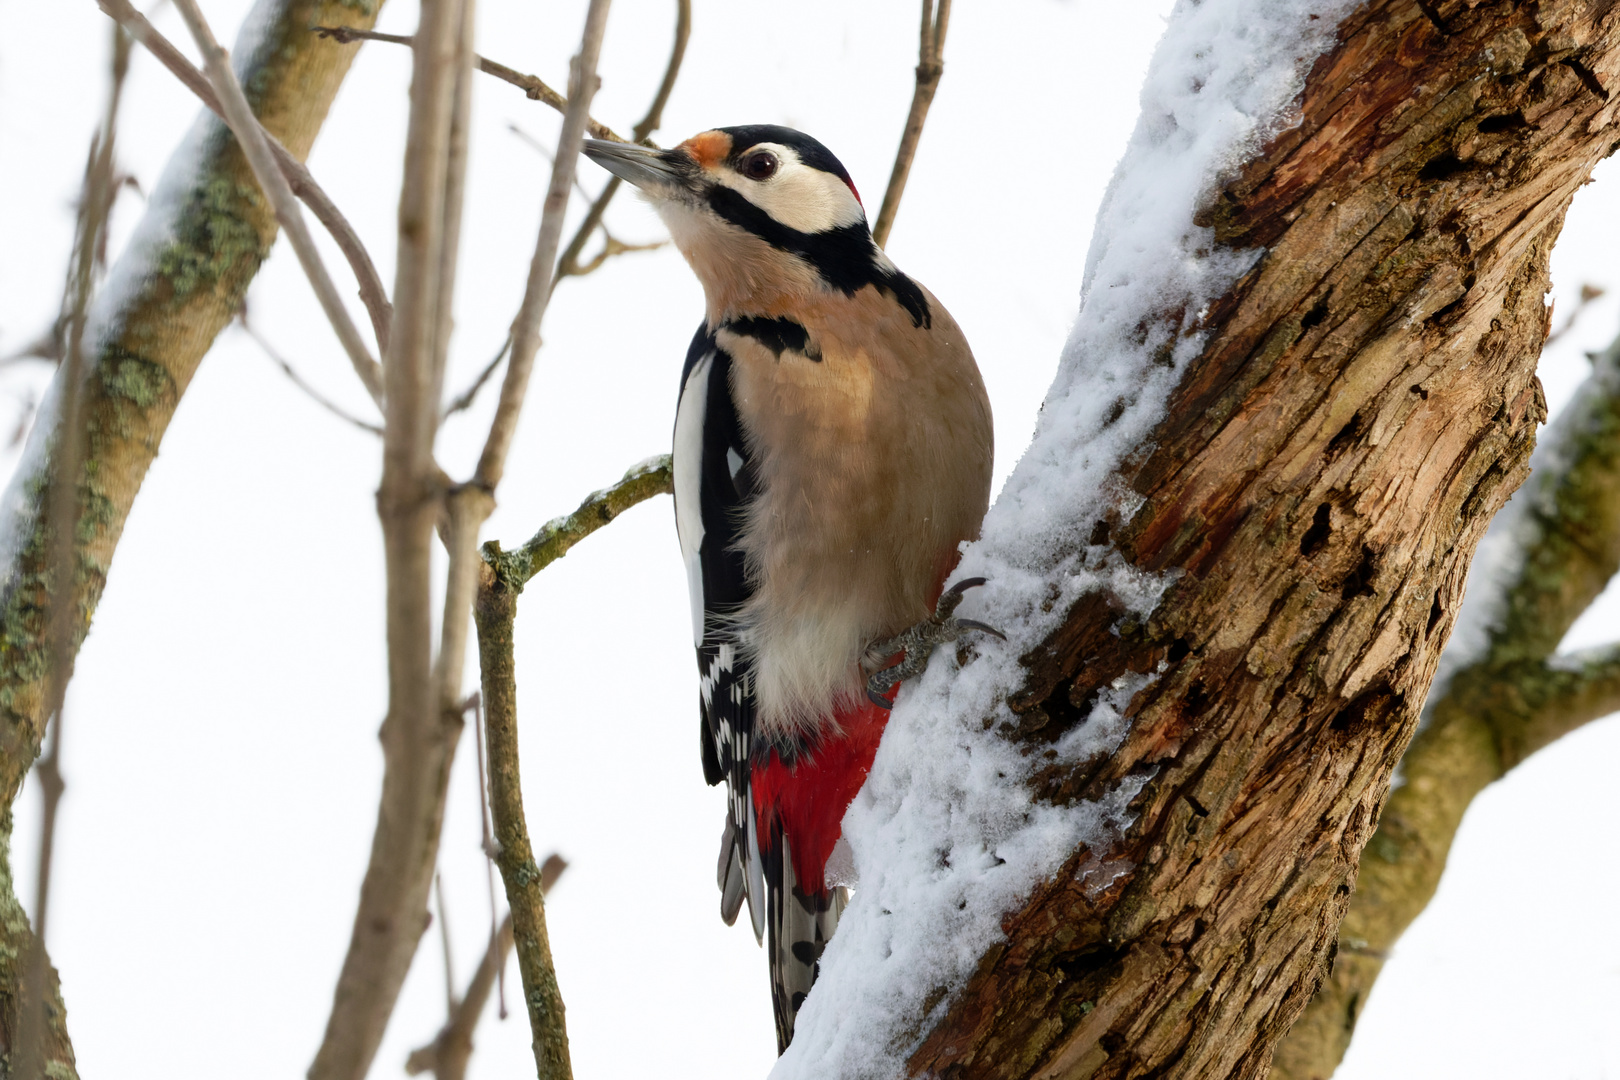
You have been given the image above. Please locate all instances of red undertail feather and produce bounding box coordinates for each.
[749,689,893,1051]
[750,691,892,897]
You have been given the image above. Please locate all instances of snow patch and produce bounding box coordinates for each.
[774,2,1358,1074]
[0,113,222,586]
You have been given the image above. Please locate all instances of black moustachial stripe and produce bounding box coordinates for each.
[727,316,821,362]
[709,187,939,330]
[705,188,932,331]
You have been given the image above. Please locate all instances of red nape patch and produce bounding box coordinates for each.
[844,177,862,207]
[751,691,894,899]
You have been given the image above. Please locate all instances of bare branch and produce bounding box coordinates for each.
[99,0,394,355]
[633,0,689,143]
[314,25,629,142]
[472,691,506,1019]
[553,180,619,287]
[441,336,510,421]
[429,0,478,413]
[237,313,383,435]
[169,0,386,409]
[1507,644,1620,766]
[285,158,394,357]
[406,856,568,1080]
[506,122,603,207]
[0,2,383,1062]
[308,0,472,1074]
[489,456,672,590]
[555,0,688,284]
[465,458,666,1080]
[474,0,614,492]
[434,873,457,1018]
[568,233,666,278]
[474,569,573,1080]
[14,27,130,1076]
[870,0,951,248]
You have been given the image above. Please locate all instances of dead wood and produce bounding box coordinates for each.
[907,3,1620,1077]
[1273,278,1620,1080]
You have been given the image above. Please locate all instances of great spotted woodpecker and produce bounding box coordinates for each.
[585,126,993,1051]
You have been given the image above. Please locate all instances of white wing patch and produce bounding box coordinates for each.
[674,350,715,646]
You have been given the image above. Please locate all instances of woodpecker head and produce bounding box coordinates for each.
[584,125,929,327]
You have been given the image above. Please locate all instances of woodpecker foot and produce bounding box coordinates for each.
[864,578,1004,708]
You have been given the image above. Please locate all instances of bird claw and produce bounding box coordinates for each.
[864,578,1002,707]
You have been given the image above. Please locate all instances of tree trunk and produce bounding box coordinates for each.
[0,0,383,1064]
[907,2,1620,1076]
[1272,274,1620,1079]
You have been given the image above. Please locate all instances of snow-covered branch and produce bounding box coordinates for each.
[0,0,383,1061]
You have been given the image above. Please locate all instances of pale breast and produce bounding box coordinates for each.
[721,284,993,738]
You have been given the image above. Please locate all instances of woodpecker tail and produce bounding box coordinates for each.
[717,801,767,941]
[764,826,847,1053]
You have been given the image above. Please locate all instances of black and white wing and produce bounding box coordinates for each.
[672,323,765,941]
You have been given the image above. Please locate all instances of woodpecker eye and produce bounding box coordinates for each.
[741,152,779,181]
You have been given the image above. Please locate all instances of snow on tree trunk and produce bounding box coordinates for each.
[778,2,1620,1077]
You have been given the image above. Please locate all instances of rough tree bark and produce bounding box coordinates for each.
[0,0,382,1065]
[1272,313,1620,1078]
[905,3,1620,1077]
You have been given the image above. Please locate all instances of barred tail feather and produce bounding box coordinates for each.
[766,828,846,1054]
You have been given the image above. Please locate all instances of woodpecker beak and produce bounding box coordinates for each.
[582,140,691,198]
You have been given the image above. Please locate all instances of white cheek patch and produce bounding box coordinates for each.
[715,144,866,235]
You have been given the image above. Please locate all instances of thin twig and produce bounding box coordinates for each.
[555,0,688,284]
[470,692,506,1019]
[441,337,511,421]
[435,873,457,1017]
[871,0,951,248]
[566,233,666,279]
[488,456,672,591]
[506,122,600,206]
[102,0,394,360]
[633,0,689,143]
[170,0,386,408]
[314,26,628,142]
[15,20,129,1079]
[405,856,567,1080]
[465,472,668,1080]
[237,312,384,435]
[474,0,614,492]
[552,180,621,287]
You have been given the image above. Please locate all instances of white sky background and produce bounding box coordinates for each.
[0,1,1616,1078]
